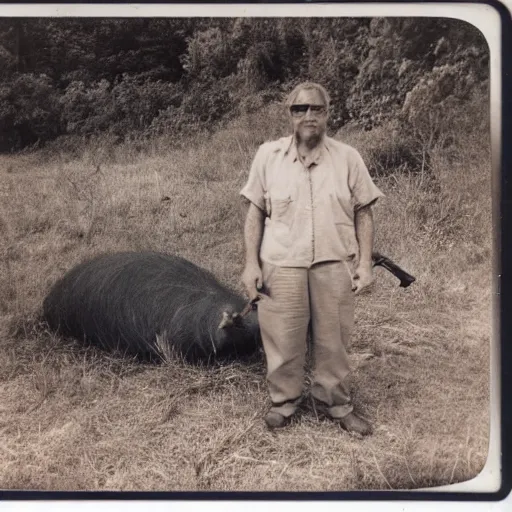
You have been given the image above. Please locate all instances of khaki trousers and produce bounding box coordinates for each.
[258,260,355,419]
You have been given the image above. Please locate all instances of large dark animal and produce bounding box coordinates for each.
[43,251,260,363]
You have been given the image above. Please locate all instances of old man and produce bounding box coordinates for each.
[240,82,383,435]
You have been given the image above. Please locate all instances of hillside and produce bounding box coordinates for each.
[0,96,492,491]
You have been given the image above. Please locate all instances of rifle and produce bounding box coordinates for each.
[372,251,416,288]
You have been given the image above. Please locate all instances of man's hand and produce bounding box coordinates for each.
[242,263,263,302]
[352,263,374,295]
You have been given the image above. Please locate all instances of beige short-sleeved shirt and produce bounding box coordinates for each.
[240,135,384,268]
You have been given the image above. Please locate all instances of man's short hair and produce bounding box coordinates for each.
[285,82,331,109]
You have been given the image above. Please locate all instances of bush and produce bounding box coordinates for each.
[110,75,183,135]
[337,121,425,177]
[181,26,236,81]
[0,73,61,151]
[401,64,488,151]
[60,76,184,139]
[338,81,488,179]
[60,79,114,136]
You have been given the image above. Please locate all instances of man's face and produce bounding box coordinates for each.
[289,89,328,145]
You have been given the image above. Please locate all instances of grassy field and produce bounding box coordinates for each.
[0,103,492,491]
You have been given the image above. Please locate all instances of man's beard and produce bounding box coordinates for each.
[296,129,324,149]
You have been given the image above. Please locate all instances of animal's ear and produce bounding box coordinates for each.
[218,311,234,329]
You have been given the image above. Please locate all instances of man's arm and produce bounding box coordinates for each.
[241,202,265,301]
[353,204,375,294]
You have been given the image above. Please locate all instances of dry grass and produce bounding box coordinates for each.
[0,104,492,491]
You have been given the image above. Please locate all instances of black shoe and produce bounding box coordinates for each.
[337,412,373,436]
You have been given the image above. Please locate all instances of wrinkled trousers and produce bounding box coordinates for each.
[257,260,355,419]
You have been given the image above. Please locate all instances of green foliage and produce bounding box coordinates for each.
[59,76,184,138]
[59,80,113,135]
[401,63,487,150]
[0,17,490,155]
[0,73,60,150]
[347,18,488,129]
[181,26,235,80]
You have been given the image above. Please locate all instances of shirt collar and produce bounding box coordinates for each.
[284,135,327,167]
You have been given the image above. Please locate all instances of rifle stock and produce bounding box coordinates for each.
[372,251,416,288]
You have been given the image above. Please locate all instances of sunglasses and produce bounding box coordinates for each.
[290,104,327,117]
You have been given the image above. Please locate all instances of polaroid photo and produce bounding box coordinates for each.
[0,1,509,511]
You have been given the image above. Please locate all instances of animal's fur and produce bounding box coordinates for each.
[42,251,260,363]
